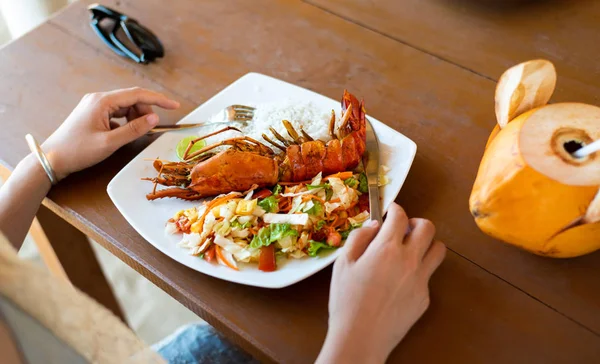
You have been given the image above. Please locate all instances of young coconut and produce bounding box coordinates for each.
[470,60,600,258]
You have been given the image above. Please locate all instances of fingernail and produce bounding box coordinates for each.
[171,100,180,107]
[364,220,378,228]
[147,113,159,126]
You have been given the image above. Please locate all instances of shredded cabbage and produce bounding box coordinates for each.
[165,221,178,235]
[281,188,322,197]
[348,211,370,227]
[290,250,307,259]
[180,233,202,248]
[324,201,341,214]
[311,172,323,185]
[252,206,266,217]
[263,213,309,226]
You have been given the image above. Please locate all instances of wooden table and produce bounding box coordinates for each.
[1,0,599,362]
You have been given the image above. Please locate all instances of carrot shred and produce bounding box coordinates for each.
[329,214,339,228]
[329,198,341,203]
[215,245,239,271]
[279,198,292,212]
[333,217,347,228]
[325,171,353,181]
[302,194,326,205]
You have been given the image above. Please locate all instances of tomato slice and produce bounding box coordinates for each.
[254,189,273,200]
[258,245,277,272]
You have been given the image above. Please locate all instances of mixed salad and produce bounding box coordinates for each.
[166,171,372,272]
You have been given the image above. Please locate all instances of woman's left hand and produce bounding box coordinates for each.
[42,87,180,180]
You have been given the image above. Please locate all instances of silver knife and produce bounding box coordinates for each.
[363,117,382,224]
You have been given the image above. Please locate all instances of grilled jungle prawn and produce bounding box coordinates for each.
[144,90,367,200]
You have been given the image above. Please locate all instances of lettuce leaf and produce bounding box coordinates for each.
[258,196,279,213]
[344,177,358,188]
[315,220,327,231]
[325,187,333,201]
[304,200,324,216]
[358,173,368,194]
[308,240,335,257]
[250,223,298,249]
[307,183,327,190]
[231,220,252,229]
[273,184,282,196]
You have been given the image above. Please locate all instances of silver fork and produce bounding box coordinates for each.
[147,104,255,134]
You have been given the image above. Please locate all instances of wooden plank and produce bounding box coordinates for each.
[306,0,600,104]
[50,0,600,335]
[0,1,597,363]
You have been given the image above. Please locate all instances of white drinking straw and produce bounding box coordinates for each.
[573,139,600,158]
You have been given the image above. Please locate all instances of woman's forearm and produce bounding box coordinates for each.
[0,153,51,250]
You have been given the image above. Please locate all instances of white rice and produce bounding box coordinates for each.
[199,100,339,152]
[245,100,333,143]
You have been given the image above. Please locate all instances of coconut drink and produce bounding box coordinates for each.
[469,60,600,258]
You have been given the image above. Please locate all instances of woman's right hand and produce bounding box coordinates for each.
[317,203,446,364]
[42,87,180,181]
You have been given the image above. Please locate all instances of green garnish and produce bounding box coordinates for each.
[315,220,327,231]
[258,195,279,213]
[250,223,298,249]
[308,240,335,257]
[325,188,333,201]
[344,177,358,188]
[231,220,252,229]
[358,173,368,194]
[304,200,324,216]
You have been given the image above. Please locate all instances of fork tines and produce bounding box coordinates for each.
[229,104,255,121]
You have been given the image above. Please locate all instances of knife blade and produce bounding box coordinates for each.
[363,117,382,224]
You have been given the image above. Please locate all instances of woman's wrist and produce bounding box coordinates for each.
[22,153,54,191]
[317,325,388,364]
[44,149,68,181]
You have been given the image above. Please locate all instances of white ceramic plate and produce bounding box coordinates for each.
[107,73,416,288]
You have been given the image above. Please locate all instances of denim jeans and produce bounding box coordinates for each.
[152,323,259,364]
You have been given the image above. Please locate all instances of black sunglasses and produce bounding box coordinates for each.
[88,3,164,64]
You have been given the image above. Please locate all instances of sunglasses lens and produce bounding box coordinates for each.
[125,21,164,58]
[88,4,122,19]
[115,23,144,59]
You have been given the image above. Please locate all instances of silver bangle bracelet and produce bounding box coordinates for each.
[25,134,58,185]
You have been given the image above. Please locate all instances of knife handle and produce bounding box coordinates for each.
[368,184,383,225]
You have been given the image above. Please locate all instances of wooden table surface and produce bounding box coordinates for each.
[1,0,599,362]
